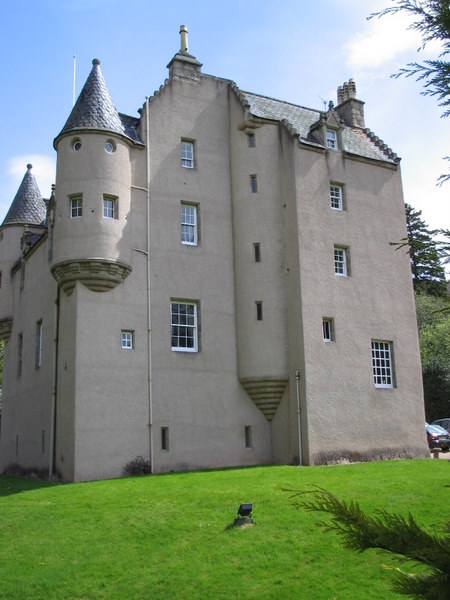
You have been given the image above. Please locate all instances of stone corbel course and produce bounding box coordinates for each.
[51,259,132,295]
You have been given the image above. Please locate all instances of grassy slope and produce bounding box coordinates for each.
[0,460,448,599]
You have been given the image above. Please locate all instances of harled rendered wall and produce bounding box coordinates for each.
[292,146,428,462]
[0,240,55,474]
[142,74,271,473]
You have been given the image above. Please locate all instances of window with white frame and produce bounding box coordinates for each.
[121,330,134,350]
[334,246,348,276]
[322,318,334,342]
[35,320,43,368]
[103,196,117,219]
[181,140,194,168]
[371,340,394,388]
[330,184,343,211]
[181,203,198,246]
[70,196,82,218]
[171,301,198,352]
[327,129,338,149]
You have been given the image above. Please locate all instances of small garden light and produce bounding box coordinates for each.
[237,503,253,518]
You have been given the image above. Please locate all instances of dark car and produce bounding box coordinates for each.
[426,423,450,452]
[431,418,450,434]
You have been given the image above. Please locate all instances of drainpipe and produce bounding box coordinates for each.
[49,285,60,478]
[145,96,154,474]
[295,370,302,466]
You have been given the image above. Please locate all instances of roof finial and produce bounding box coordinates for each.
[92,58,100,66]
[27,163,32,170]
[180,25,188,53]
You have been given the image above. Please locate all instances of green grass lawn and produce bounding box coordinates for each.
[0,460,448,599]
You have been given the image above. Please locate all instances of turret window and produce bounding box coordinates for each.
[70,196,82,218]
[105,140,116,153]
[72,139,82,152]
[103,195,118,219]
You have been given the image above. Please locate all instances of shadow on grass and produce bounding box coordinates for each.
[0,475,59,497]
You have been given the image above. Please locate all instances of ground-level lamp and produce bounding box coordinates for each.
[234,503,254,526]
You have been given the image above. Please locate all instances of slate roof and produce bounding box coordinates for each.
[240,91,398,164]
[2,165,47,227]
[55,59,142,145]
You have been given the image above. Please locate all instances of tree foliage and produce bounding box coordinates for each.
[370,1,450,184]
[416,293,450,420]
[393,203,447,296]
[289,486,450,599]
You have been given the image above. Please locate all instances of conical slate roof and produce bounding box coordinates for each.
[56,59,126,141]
[2,164,47,227]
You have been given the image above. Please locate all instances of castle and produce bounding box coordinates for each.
[0,27,429,481]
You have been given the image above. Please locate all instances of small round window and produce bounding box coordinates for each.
[72,139,82,152]
[105,140,116,153]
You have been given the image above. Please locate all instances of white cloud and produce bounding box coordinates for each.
[345,12,421,71]
[8,155,56,199]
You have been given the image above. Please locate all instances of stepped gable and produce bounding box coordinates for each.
[239,90,399,164]
[1,164,46,227]
[55,59,141,145]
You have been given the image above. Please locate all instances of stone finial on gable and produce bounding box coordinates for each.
[335,79,365,128]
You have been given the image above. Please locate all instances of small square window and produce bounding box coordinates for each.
[334,247,348,276]
[330,185,343,211]
[371,340,394,388]
[327,129,338,149]
[322,318,334,342]
[181,203,198,246]
[70,196,82,218]
[161,427,169,450]
[121,330,134,350]
[103,196,117,219]
[250,175,258,193]
[181,140,194,168]
[248,133,255,148]
[254,243,261,263]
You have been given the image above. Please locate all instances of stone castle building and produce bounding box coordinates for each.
[0,27,428,481]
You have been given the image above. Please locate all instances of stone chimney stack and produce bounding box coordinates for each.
[167,24,202,80]
[335,79,365,128]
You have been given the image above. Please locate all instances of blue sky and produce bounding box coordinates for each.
[0,0,448,235]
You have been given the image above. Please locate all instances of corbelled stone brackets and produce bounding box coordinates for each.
[0,319,13,341]
[240,376,289,421]
[51,259,132,296]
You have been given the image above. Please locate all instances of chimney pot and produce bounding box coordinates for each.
[180,25,188,53]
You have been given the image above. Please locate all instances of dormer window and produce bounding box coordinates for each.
[326,130,338,150]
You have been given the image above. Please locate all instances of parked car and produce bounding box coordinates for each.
[431,418,450,434]
[426,423,450,452]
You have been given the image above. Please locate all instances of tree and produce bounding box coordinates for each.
[289,486,450,599]
[370,1,450,184]
[394,203,447,296]
[416,293,450,420]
